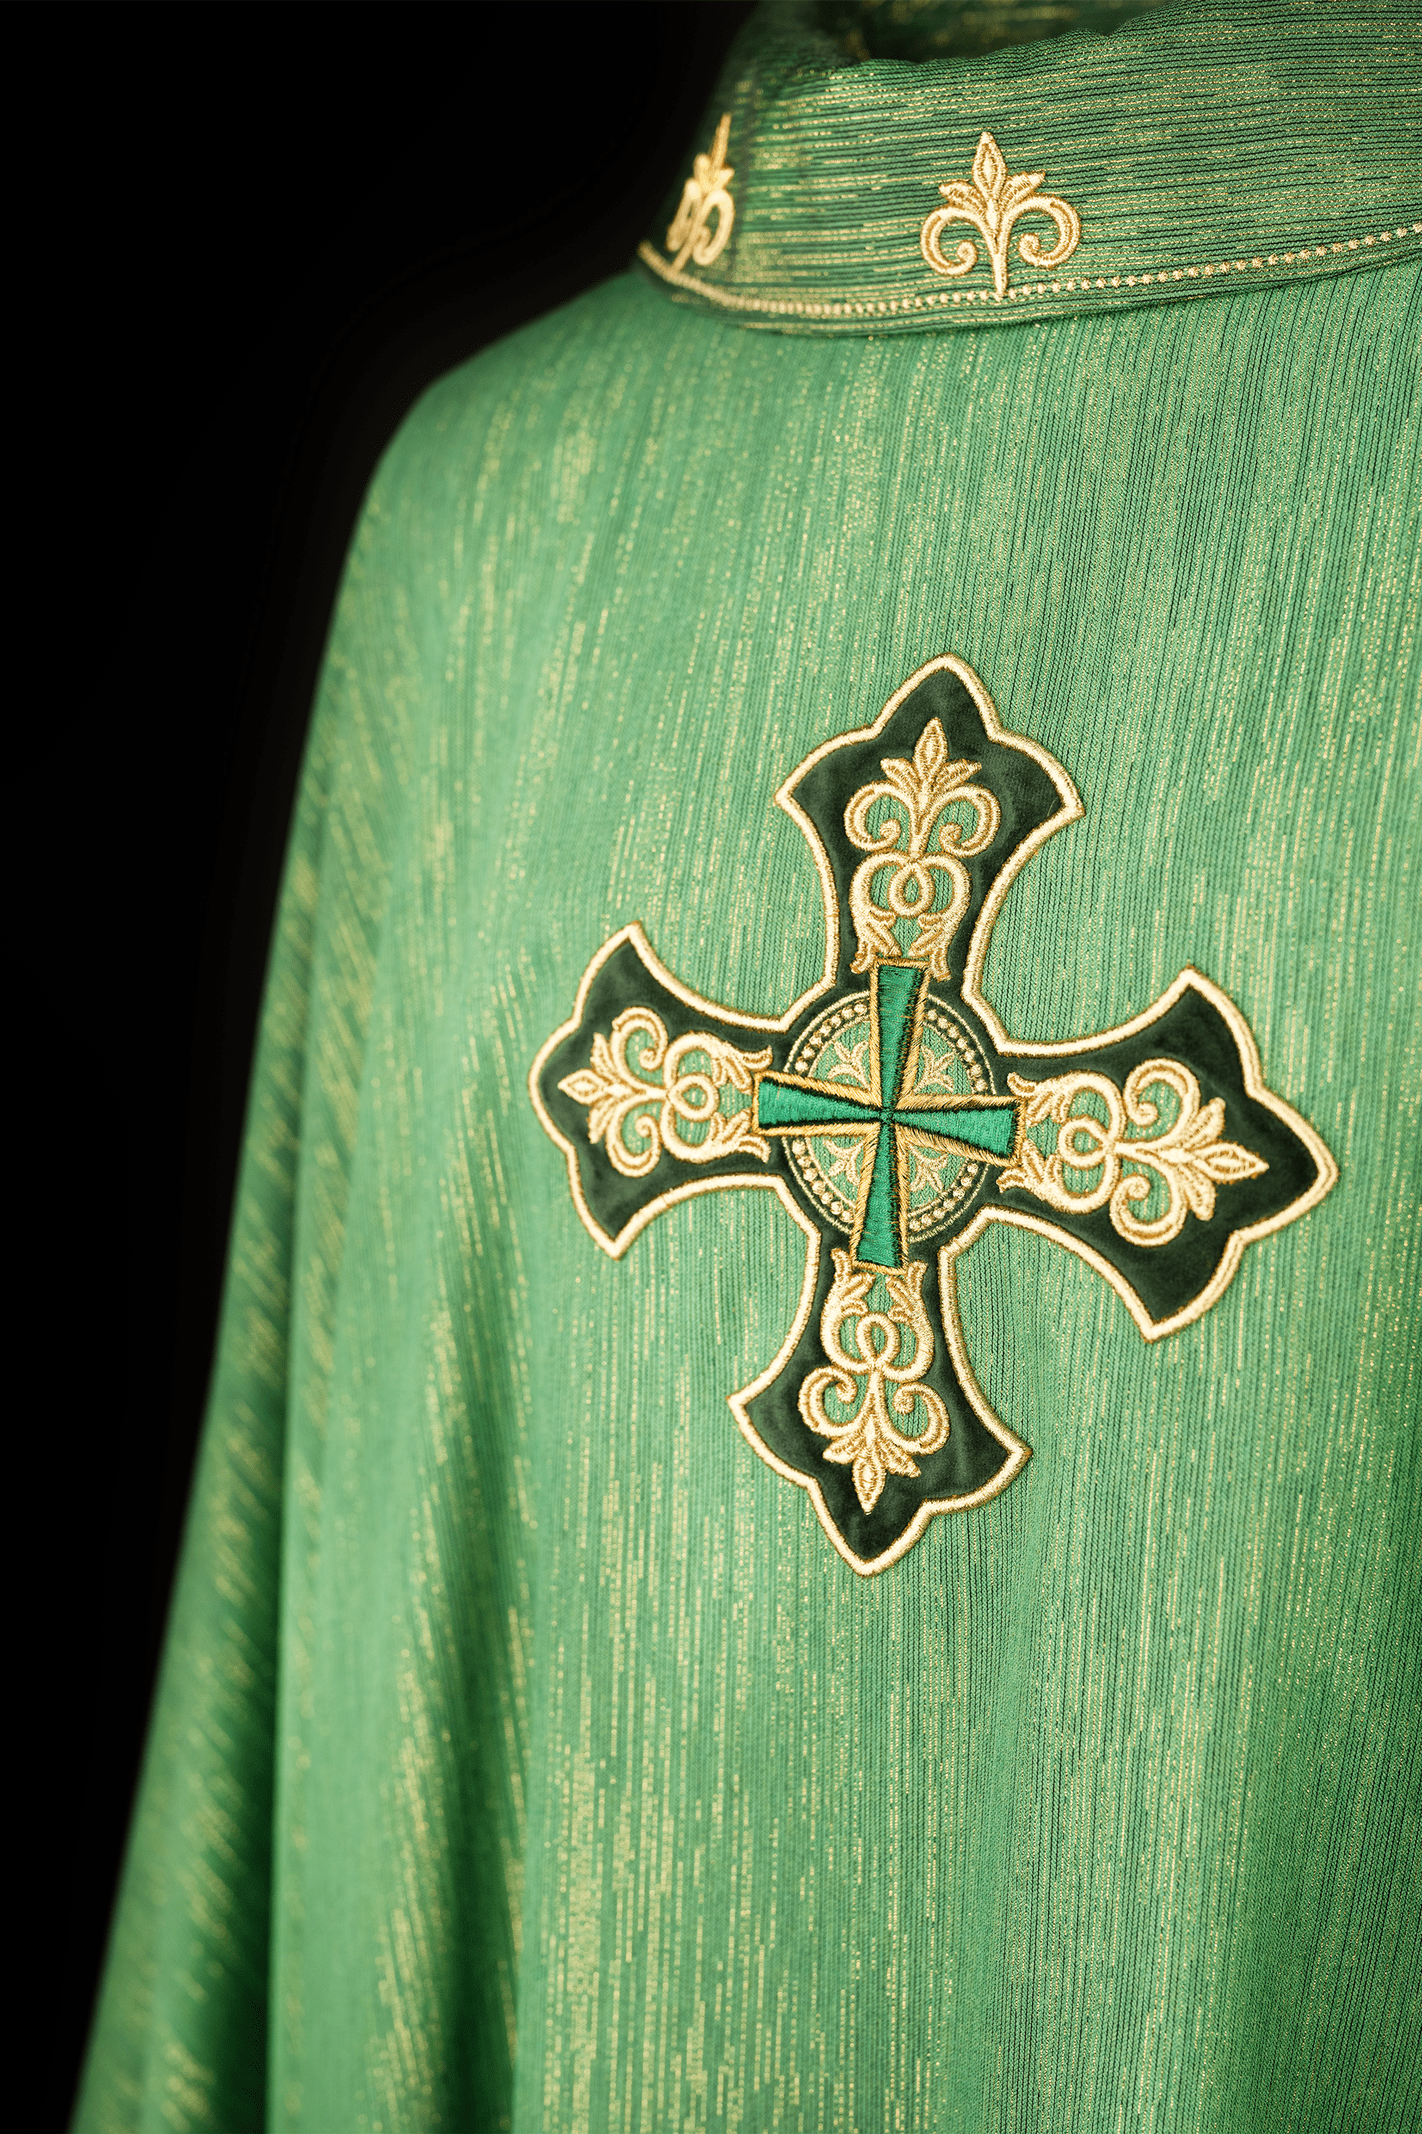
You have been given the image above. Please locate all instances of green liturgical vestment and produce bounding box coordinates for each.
[79,4,1421,2129]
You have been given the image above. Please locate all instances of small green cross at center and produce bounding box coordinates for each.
[756,965,1022,1269]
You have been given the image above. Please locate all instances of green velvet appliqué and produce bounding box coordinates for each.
[533,656,1335,1573]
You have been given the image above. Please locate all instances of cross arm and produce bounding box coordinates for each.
[780,656,1080,992]
[985,969,1336,1338]
[530,924,794,1257]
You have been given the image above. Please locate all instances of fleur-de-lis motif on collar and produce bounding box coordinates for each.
[921,130,1081,299]
[666,112,736,272]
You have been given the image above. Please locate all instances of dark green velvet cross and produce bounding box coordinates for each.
[755,964,1019,1269]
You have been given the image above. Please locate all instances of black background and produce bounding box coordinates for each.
[28,7,753,2125]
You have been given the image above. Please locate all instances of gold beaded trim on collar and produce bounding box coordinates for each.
[638,212,1422,327]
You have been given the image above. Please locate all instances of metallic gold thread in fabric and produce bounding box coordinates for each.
[635,0,1422,335]
[77,7,1421,2121]
[638,210,1422,325]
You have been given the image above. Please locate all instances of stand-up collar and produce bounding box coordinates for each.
[637,0,1422,331]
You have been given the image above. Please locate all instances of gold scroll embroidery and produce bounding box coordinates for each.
[666,112,736,271]
[999,1060,1268,1245]
[800,1250,950,1513]
[845,716,999,976]
[921,130,1081,299]
[558,1008,771,1177]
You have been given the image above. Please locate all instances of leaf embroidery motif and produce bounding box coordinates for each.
[999,1061,1268,1245]
[907,1141,956,1198]
[844,717,1000,977]
[799,1251,950,1514]
[666,113,736,271]
[821,1034,871,1088]
[822,1138,864,1192]
[921,130,1081,299]
[911,1041,961,1094]
[559,1007,771,1177]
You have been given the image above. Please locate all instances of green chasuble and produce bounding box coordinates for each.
[78,4,1421,2128]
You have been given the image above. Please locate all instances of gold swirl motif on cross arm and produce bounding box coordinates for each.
[558,1006,771,1177]
[800,1251,950,1514]
[844,715,999,976]
[1000,1059,1269,1245]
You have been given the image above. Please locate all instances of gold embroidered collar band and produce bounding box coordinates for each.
[637,0,1422,332]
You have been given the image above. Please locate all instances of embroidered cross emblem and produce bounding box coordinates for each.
[531,658,1336,1573]
[757,963,1021,1269]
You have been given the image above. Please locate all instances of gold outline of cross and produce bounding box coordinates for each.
[529,657,1337,1573]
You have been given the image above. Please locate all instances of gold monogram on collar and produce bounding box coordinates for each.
[921,130,1081,298]
[666,112,736,272]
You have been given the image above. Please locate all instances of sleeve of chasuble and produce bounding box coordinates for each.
[71,374,530,2132]
[71,710,315,2128]
[73,576,345,2134]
